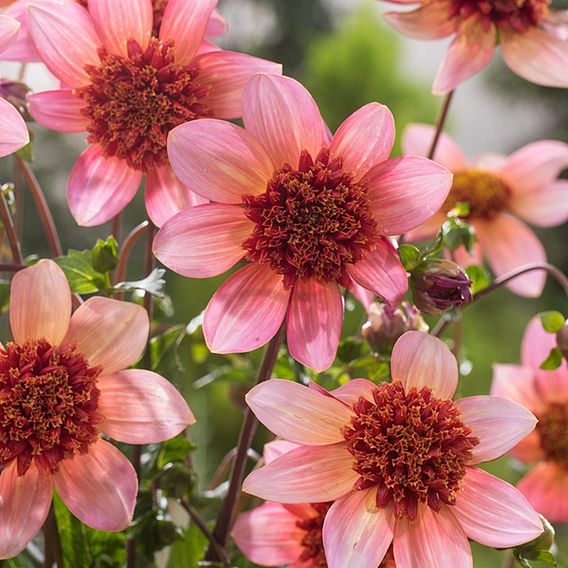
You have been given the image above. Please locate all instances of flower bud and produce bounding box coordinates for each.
[410,258,472,316]
[557,324,568,361]
[0,79,30,118]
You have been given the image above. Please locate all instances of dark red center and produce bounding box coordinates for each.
[538,402,568,469]
[242,148,378,289]
[0,340,102,476]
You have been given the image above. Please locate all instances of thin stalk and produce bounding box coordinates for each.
[13,157,24,240]
[111,212,122,243]
[427,90,455,160]
[143,221,156,316]
[0,263,24,272]
[116,221,149,284]
[500,551,515,568]
[452,316,463,360]
[43,503,64,568]
[0,190,23,264]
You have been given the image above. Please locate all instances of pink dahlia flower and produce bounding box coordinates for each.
[243,331,543,568]
[404,124,568,297]
[383,0,568,94]
[25,0,280,227]
[153,73,452,371]
[492,317,568,522]
[0,259,195,559]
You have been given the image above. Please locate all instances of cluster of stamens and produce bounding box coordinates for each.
[296,503,331,566]
[537,402,568,469]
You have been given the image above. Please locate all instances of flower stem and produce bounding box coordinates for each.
[0,189,23,264]
[43,502,64,568]
[205,324,286,561]
[111,212,122,243]
[427,90,455,160]
[115,220,149,286]
[0,263,24,272]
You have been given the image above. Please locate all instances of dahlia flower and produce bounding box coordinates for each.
[404,124,568,297]
[383,0,568,94]
[0,260,195,559]
[492,316,568,522]
[154,73,452,371]
[25,0,280,227]
[243,331,543,568]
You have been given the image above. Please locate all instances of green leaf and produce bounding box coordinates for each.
[539,311,566,334]
[465,264,490,294]
[167,522,208,568]
[55,249,109,294]
[515,549,557,567]
[447,201,470,218]
[398,244,421,271]
[16,139,33,163]
[441,218,476,253]
[158,436,196,468]
[115,268,166,298]
[0,280,10,313]
[91,235,119,273]
[540,348,563,371]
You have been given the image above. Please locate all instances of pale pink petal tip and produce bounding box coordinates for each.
[0,98,29,158]
[0,15,20,54]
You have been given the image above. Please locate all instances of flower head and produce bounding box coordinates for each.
[243,331,542,567]
[154,74,452,371]
[0,260,195,559]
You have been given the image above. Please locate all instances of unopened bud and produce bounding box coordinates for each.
[557,324,568,360]
[0,79,30,118]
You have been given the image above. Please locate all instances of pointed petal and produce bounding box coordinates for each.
[246,379,353,445]
[391,331,458,399]
[153,203,251,278]
[0,3,40,62]
[330,379,378,405]
[10,259,71,345]
[0,15,20,54]
[203,263,289,353]
[63,297,148,375]
[68,145,142,226]
[365,156,453,235]
[511,180,568,228]
[27,90,88,133]
[490,364,543,414]
[453,467,543,548]
[55,439,137,531]
[351,281,374,309]
[457,396,537,464]
[0,98,29,158]
[205,9,227,38]
[384,1,456,40]
[263,440,301,464]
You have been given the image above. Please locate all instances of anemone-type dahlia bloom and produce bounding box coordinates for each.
[403,124,568,297]
[243,331,543,568]
[153,73,452,371]
[492,317,568,522]
[0,259,195,559]
[383,0,568,94]
[25,0,280,227]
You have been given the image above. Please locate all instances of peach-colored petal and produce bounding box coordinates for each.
[0,462,52,560]
[26,0,101,88]
[475,152,508,171]
[159,0,217,64]
[0,97,29,158]
[153,203,251,278]
[167,119,273,203]
[511,180,568,228]
[63,297,148,375]
[365,156,453,235]
[68,145,142,226]
[323,487,394,568]
[329,103,395,182]
[432,18,496,95]
[451,239,483,268]
[10,259,71,345]
[203,263,289,354]
[509,431,544,464]
[393,504,472,568]
[384,1,456,40]
[28,89,88,133]
[457,396,537,464]
[243,443,357,503]
[1,2,39,62]
[286,280,343,372]
[475,214,546,297]
[242,74,328,169]
[246,379,353,445]
[330,379,378,406]
[347,238,408,306]
[196,50,282,119]
[405,213,445,242]
[391,331,458,399]
[0,14,20,54]
[452,467,543,548]
[263,440,301,464]
[490,363,543,414]
[55,438,137,531]
[98,369,195,444]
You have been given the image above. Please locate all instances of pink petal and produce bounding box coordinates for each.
[0,462,52,560]
[88,0,152,56]
[330,379,378,406]
[0,14,20,54]
[196,50,282,119]
[452,467,543,548]
[391,331,458,399]
[205,9,227,38]
[364,156,453,235]
[451,239,483,268]
[159,0,217,64]
[323,487,394,568]
[475,215,546,297]
[145,164,208,227]
[246,379,353,445]
[1,2,40,62]
[402,123,467,170]
[263,440,301,464]
[508,431,544,464]
[203,263,290,353]
[153,203,251,278]
[27,89,88,133]
[63,296,148,375]
[501,26,568,89]
[457,395,537,464]
[490,364,543,414]
[232,502,305,566]
[0,97,29,158]
[10,259,71,345]
[384,1,456,40]
[26,0,101,88]
[55,438,137,531]
[243,443,357,503]
[329,103,395,182]
[351,281,374,309]
[98,369,195,444]
[68,145,142,226]
[242,73,328,169]
[347,238,408,306]
[518,462,568,522]
[393,504,472,568]
[511,180,568,228]
[432,18,496,95]
[286,280,343,372]
[167,119,273,203]
[475,152,508,171]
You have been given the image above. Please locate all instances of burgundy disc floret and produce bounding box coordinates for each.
[537,402,568,469]
[296,502,332,566]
